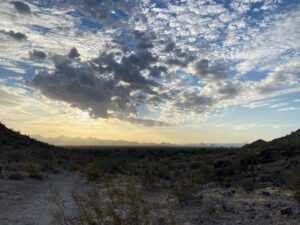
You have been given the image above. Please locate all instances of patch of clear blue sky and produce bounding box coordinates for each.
[210,92,300,127]
[0,61,46,87]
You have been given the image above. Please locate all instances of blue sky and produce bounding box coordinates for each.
[0,0,299,144]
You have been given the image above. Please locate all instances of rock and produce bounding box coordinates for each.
[8,172,25,180]
[183,222,192,225]
[264,203,271,208]
[262,191,270,196]
[222,189,236,196]
[280,206,293,217]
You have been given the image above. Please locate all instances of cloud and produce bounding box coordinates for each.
[29,50,47,60]
[11,1,31,14]
[27,49,166,125]
[217,81,241,98]
[0,0,299,127]
[194,59,228,81]
[173,91,214,113]
[0,30,27,40]
[269,103,288,108]
[277,107,297,112]
[28,56,133,119]
[68,47,80,59]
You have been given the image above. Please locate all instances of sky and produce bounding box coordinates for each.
[0,0,300,144]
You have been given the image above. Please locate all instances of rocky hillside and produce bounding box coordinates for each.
[0,122,61,162]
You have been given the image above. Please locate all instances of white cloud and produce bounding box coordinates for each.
[0,0,299,125]
[277,107,298,112]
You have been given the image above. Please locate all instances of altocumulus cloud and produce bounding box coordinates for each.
[11,1,31,14]
[27,47,171,125]
[0,0,299,126]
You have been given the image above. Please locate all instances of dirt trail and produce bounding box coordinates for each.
[0,172,87,225]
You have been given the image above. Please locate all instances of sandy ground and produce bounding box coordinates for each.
[0,172,87,225]
[0,172,299,225]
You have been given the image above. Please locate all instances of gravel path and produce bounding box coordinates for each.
[0,172,87,225]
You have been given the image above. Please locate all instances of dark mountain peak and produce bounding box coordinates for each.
[243,139,268,149]
[253,139,267,144]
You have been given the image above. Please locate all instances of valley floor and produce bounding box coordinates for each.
[0,171,299,225]
[0,172,88,225]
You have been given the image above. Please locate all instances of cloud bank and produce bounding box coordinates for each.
[0,0,299,126]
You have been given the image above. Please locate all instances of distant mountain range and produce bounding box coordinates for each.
[1,121,299,149]
[32,135,244,147]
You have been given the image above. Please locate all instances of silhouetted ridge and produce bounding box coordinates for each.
[0,122,58,160]
[243,139,267,149]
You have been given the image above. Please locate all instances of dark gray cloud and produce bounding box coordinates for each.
[134,30,155,50]
[149,66,167,78]
[166,45,196,67]
[93,50,160,94]
[165,42,176,52]
[0,30,27,40]
[218,82,241,98]
[29,50,47,60]
[195,59,228,81]
[174,92,214,113]
[27,47,166,125]
[68,47,80,59]
[28,56,134,119]
[258,73,290,95]
[12,1,31,14]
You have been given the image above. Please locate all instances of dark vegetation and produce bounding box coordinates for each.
[0,121,299,192]
[0,122,299,224]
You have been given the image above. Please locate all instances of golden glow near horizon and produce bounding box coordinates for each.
[0,0,300,145]
[0,92,297,145]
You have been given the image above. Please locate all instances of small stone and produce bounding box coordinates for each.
[280,206,293,217]
[262,191,270,195]
[264,203,271,208]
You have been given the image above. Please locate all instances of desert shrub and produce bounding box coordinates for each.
[190,169,205,185]
[51,178,178,225]
[201,167,218,182]
[4,150,25,162]
[190,161,201,169]
[22,162,43,180]
[140,162,159,190]
[40,160,55,172]
[8,172,25,180]
[239,178,256,192]
[202,198,228,216]
[285,163,300,203]
[171,179,197,205]
[84,162,102,182]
